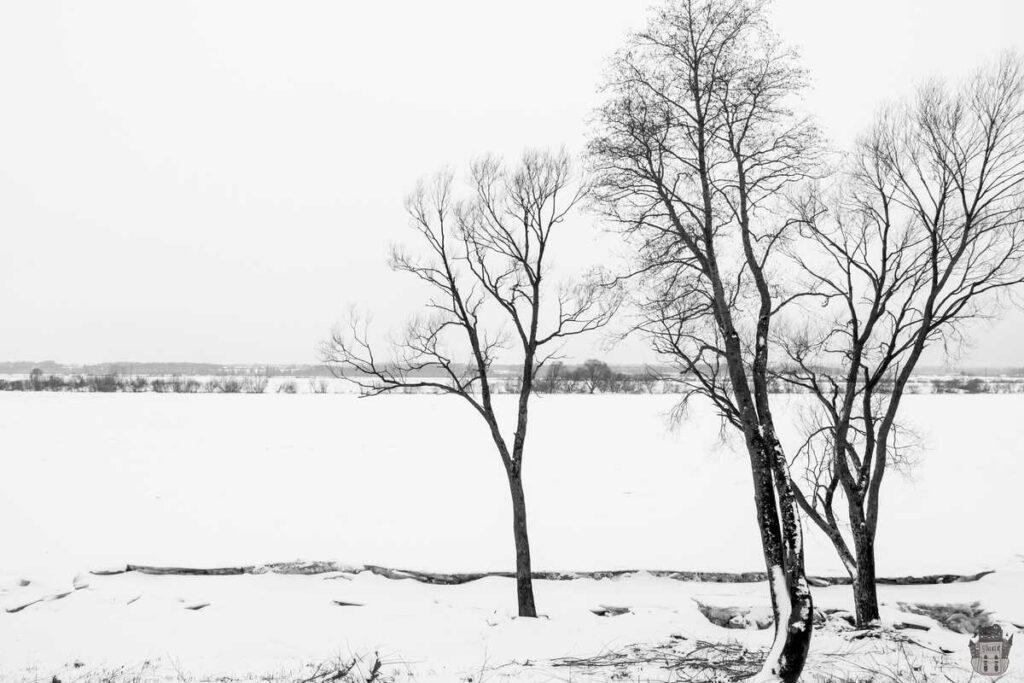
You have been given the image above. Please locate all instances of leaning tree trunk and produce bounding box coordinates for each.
[851,525,880,626]
[770,575,814,683]
[747,437,814,683]
[507,470,537,618]
[768,440,814,683]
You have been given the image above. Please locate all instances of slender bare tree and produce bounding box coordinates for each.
[779,54,1024,627]
[322,149,616,618]
[589,1,819,679]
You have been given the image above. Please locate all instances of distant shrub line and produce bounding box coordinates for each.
[769,375,1024,395]
[3,364,1022,395]
[0,369,277,394]
[529,360,1024,395]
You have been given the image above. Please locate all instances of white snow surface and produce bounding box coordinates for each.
[2,570,1023,681]
[2,393,1020,581]
[1,392,1022,680]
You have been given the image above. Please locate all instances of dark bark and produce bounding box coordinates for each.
[507,470,537,617]
[506,287,539,618]
[712,170,813,682]
[852,525,880,625]
[769,445,815,682]
[755,437,814,683]
[715,283,813,682]
[776,583,813,681]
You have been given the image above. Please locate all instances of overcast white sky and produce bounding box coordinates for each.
[2,0,1024,366]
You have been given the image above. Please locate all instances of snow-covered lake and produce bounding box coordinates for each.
[2,392,1020,583]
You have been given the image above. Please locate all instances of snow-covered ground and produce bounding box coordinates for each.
[0,568,1020,682]
[3,568,1023,682]
[1,393,1022,680]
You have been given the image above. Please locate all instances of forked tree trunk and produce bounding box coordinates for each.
[507,471,537,618]
[768,457,814,683]
[772,578,814,683]
[851,526,880,626]
[747,438,814,683]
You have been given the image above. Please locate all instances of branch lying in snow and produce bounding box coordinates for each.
[88,562,997,587]
[297,654,385,683]
[892,622,929,631]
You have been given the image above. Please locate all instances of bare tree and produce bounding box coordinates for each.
[322,150,616,618]
[580,359,613,394]
[779,54,1024,627]
[537,360,567,394]
[589,1,820,679]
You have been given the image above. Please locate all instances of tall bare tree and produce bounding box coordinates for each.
[779,54,1024,627]
[322,150,616,618]
[589,1,819,679]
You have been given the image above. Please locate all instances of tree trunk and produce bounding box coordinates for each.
[507,472,537,618]
[852,525,880,626]
[770,523,814,683]
[748,439,813,683]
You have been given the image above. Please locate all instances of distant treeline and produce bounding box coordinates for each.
[532,360,661,394]
[0,369,330,394]
[767,372,1024,395]
[530,362,1024,395]
[0,361,335,378]
[2,362,1023,395]
[5,360,1023,379]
